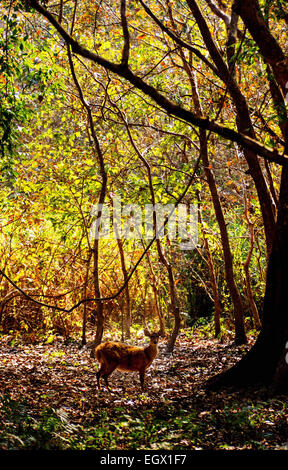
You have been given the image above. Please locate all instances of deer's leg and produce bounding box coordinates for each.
[96,366,105,390]
[103,374,111,391]
[102,363,117,392]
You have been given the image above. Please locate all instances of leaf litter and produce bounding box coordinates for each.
[0,332,288,450]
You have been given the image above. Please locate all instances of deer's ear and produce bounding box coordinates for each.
[144,328,151,337]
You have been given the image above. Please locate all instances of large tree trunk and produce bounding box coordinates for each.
[206,0,288,391]
[207,164,288,389]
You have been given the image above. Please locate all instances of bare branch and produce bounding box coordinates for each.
[205,0,230,26]
[138,0,220,77]
[58,0,63,24]
[120,0,130,67]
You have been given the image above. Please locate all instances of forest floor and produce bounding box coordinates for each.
[0,330,288,451]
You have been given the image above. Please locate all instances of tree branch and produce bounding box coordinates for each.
[138,0,220,77]
[120,0,130,67]
[26,0,288,167]
[233,0,288,93]
[205,0,230,26]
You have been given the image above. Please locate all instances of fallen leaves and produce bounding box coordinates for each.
[0,332,288,450]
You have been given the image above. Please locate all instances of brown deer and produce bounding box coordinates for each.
[95,329,163,391]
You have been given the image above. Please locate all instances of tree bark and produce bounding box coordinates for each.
[207,0,288,389]
[207,164,288,389]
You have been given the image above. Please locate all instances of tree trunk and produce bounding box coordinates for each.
[207,164,288,389]
[174,30,246,342]
[81,252,92,346]
[165,265,180,353]
[197,191,221,337]
[117,237,131,339]
[186,0,276,255]
[206,0,288,390]
[144,243,166,334]
[188,66,246,344]
[243,211,261,331]
[203,150,246,344]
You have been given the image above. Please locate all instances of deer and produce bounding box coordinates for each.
[94,328,163,392]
